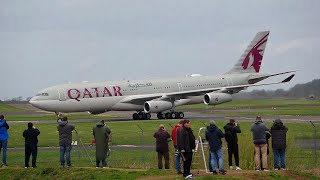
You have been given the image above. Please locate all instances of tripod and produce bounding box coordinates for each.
[73,129,94,165]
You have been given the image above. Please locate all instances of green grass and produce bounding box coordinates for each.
[0,104,25,113]
[6,114,120,121]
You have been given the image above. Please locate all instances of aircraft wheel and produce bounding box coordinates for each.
[178,112,184,119]
[138,113,145,120]
[171,112,176,119]
[157,113,163,119]
[146,113,151,120]
[165,112,172,119]
[133,113,138,120]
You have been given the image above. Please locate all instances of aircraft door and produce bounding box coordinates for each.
[177,83,183,92]
[58,88,67,101]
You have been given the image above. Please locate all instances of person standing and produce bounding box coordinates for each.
[0,115,9,167]
[93,120,111,168]
[171,120,183,174]
[270,119,288,170]
[206,120,226,175]
[23,122,40,168]
[177,120,195,178]
[57,116,75,167]
[224,118,242,170]
[154,124,171,169]
[251,116,270,171]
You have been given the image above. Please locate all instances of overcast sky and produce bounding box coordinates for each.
[1,0,319,100]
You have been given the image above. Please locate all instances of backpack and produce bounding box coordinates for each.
[225,131,233,143]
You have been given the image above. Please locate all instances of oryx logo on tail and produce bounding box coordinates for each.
[241,33,269,72]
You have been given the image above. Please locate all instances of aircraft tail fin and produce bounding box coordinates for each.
[226,31,270,74]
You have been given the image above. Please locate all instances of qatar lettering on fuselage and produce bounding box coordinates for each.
[67,86,122,101]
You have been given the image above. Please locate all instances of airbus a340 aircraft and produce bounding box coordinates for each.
[30,31,295,120]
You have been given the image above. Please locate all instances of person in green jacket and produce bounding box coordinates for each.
[93,120,111,168]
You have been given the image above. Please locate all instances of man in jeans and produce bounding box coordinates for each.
[251,116,270,171]
[57,116,75,167]
[171,120,183,174]
[206,120,226,175]
[23,122,40,168]
[0,115,9,167]
[270,119,288,170]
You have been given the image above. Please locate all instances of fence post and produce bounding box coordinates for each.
[137,125,145,168]
[310,121,317,164]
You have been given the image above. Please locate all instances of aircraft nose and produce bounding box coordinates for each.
[29,96,40,108]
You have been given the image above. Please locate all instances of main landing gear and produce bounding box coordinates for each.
[132,112,151,120]
[157,112,184,119]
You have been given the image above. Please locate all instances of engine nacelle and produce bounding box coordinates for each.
[144,101,173,113]
[204,92,232,105]
[88,110,106,115]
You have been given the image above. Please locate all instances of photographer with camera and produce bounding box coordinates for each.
[57,116,75,167]
[23,122,40,168]
[153,124,171,169]
[224,118,241,171]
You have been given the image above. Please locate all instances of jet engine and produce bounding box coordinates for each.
[204,92,232,105]
[144,100,173,113]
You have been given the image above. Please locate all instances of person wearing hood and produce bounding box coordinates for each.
[224,118,241,170]
[177,120,195,178]
[57,116,75,167]
[23,122,40,168]
[93,120,111,168]
[154,124,171,169]
[206,120,226,175]
[250,116,270,171]
[0,115,9,167]
[270,119,288,170]
[171,120,183,174]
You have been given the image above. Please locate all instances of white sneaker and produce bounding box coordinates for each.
[230,166,233,170]
[185,174,193,179]
[281,168,286,170]
[263,169,270,172]
[274,168,278,171]
[236,166,242,170]
[96,167,99,168]
[24,167,28,169]
[255,169,260,171]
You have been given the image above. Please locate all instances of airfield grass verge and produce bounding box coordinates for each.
[0,104,26,113]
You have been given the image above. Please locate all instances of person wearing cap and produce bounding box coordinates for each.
[251,116,270,171]
[154,124,171,169]
[224,118,242,170]
[23,122,40,168]
[93,120,111,168]
[177,120,195,178]
[206,120,226,175]
[270,119,288,170]
[57,116,75,167]
[0,115,9,167]
[171,120,183,174]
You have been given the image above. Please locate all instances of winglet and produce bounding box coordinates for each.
[282,74,295,83]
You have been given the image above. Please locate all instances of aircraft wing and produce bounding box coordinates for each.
[120,74,295,104]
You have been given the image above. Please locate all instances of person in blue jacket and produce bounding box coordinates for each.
[0,115,9,167]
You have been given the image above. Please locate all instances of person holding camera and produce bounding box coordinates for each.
[154,124,171,169]
[23,122,40,168]
[93,120,111,168]
[224,118,241,171]
[57,116,75,167]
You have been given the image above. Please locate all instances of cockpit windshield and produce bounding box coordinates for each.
[36,92,49,96]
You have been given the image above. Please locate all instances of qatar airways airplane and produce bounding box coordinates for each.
[30,31,295,120]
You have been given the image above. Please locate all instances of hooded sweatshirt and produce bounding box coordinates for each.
[0,120,9,141]
[250,120,270,144]
[205,125,224,151]
[270,119,288,149]
[23,127,40,145]
[171,124,181,147]
[57,121,75,146]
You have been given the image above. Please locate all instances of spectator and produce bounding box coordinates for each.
[57,116,75,167]
[224,118,242,170]
[270,119,288,170]
[251,116,270,171]
[0,114,9,167]
[93,120,111,168]
[177,120,195,178]
[206,120,226,175]
[154,124,170,169]
[171,120,183,174]
[23,122,40,168]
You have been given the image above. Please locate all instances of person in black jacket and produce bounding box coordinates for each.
[206,120,226,175]
[153,124,171,169]
[23,122,40,168]
[224,118,241,170]
[177,120,195,178]
[270,119,288,170]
